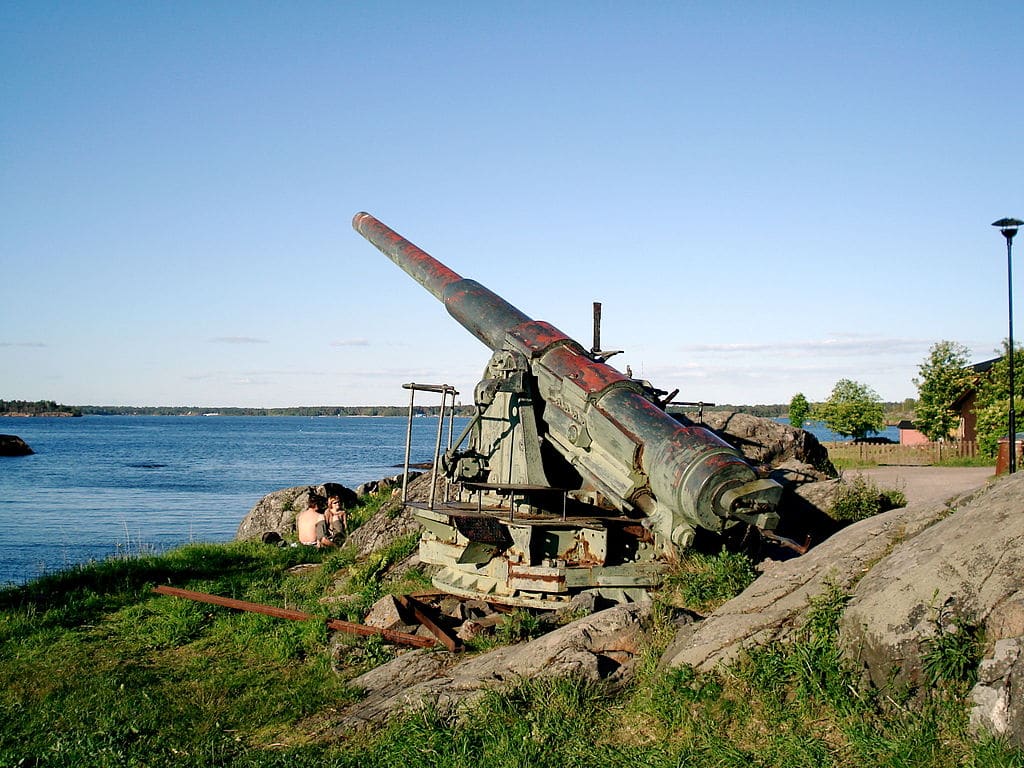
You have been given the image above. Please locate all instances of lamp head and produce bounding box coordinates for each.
[993,217,1024,242]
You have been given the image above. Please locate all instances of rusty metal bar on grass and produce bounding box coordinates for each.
[395,595,463,652]
[152,585,434,649]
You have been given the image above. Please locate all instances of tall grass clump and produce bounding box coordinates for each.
[921,605,985,690]
[831,475,907,522]
[659,548,757,614]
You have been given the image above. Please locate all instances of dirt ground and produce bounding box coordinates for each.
[845,466,995,506]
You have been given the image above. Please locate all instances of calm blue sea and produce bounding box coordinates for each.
[777,418,900,444]
[0,415,467,586]
[0,414,896,586]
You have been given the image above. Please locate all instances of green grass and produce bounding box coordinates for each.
[935,455,995,468]
[831,455,995,470]
[658,548,757,614]
[1,510,1021,767]
[831,456,880,470]
[0,542,360,767]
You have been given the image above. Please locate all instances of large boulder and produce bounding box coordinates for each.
[659,470,1021,746]
[346,472,428,558]
[0,435,33,456]
[838,472,1024,690]
[235,482,356,542]
[692,411,836,478]
[659,492,957,672]
[331,602,651,732]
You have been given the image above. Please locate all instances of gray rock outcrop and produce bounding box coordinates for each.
[331,602,650,731]
[838,472,1024,690]
[235,482,357,541]
[660,470,1024,747]
[0,435,33,456]
[346,472,430,559]
[659,493,957,672]
[692,411,836,478]
[970,637,1024,748]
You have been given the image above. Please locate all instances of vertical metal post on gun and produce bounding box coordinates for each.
[402,384,416,504]
[430,389,447,511]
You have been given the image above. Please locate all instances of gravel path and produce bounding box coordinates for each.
[845,466,995,506]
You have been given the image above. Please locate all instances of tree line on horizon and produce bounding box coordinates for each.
[0,399,83,417]
[4,399,916,422]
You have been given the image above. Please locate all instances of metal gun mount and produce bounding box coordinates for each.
[354,212,784,607]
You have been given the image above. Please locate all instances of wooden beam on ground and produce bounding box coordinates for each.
[152,585,434,649]
[395,594,463,652]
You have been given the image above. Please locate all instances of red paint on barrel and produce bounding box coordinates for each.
[540,346,631,394]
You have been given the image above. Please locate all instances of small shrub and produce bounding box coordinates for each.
[660,548,757,613]
[922,614,984,687]
[495,608,545,644]
[831,475,905,522]
[881,487,907,509]
[346,488,393,530]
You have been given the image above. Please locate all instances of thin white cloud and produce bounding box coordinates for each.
[0,341,47,348]
[683,337,927,357]
[209,336,269,344]
[330,339,370,347]
[185,369,328,382]
[240,369,328,377]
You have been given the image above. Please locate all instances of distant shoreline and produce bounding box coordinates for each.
[2,401,915,423]
[0,411,80,418]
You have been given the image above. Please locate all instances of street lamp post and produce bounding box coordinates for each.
[992,217,1022,474]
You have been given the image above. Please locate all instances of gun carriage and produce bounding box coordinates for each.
[353,212,784,607]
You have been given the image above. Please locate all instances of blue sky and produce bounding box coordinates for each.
[2,2,1022,408]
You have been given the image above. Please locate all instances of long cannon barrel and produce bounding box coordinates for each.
[353,212,531,350]
[352,212,781,547]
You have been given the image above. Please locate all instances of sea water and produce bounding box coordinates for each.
[777,418,900,443]
[0,415,466,585]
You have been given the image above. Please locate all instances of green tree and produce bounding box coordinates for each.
[972,340,1024,457]
[788,392,810,429]
[912,341,972,442]
[815,379,885,440]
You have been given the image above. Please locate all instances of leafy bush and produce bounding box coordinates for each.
[922,613,984,688]
[495,608,545,644]
[831,475,906,522]
[660,548,757,613]
[347,487,394,529]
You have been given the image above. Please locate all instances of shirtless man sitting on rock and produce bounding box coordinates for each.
[295,493,334,548]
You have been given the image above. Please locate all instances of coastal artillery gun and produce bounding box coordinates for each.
[353,212,784,607]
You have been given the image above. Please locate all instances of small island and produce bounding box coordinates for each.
[0,399,81,417]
